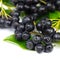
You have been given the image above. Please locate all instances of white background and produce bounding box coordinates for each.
[0,29,60,59]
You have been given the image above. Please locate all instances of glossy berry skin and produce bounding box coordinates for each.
[12,22,19,29]
[25,0,32,5]
[30,5,37,13]
[35,44,44,53]
[4,20,12,28]
[53,33,60,41]
[32,35,42,44]
[43,36,52,44]
[32,0,39,4]
[46,3,55,11]
[36,18,52,31]
[26,40,34,50]
[24,4,30,11]
[22,16,33,24]
[45,20,52,28]
[36,22,42,31]
[25,23,34,32]
[46,0,56,3]
[29,13,38,21]
[12,16,19,22]
[38,5,47,15]
[16,3,24,11]
[22,31,31,41]
[40,19,52,28]
[55,0,60,10]
[0,18,5,28]
[44,44,53,53]
[15,30,22,41]
[43,27,56,37]
[10,11,20,17]
[16,22,25,32]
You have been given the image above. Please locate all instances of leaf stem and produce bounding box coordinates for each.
[0,0,12,19]
[39,0,47,5]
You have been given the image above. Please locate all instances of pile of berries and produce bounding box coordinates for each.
[0,0,60,53]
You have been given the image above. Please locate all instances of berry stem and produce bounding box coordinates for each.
[30,31,43,37]
[0,0,12,19]
[39,0,47,5]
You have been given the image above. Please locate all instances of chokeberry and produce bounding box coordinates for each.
[4,20,12,28]
[35,44,44,53]
[12,22,19,29]
[25,23,34,32]
[12,16,19,22]
[43,36,52,44]
[26,40,34,50]
[22,16,33,24]
[16,22,25,32]
[32,0,39,4]
[38,5,47,15]
[44,44,53,53]
[22,31,31,41]
[24,4,30,11]
[46,3,55,11]
[40,18,52,28]
[43,27,56,37]
[53,33,60,41]
[15,30,22,41]
[16,3,24,11]
[30,5,37,13]
[32,35,42,44]
[29,13,38,21]
[36,22,42,31]
[0,18,5,28]
[10,11,20,17]
[55,0,60,10]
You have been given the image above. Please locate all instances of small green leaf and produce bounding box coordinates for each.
[4,35,27,50]
[49,11,60,19]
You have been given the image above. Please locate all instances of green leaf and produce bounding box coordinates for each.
[4,35,27,50]
[49,11,60,19]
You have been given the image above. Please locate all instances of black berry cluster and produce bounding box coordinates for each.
[14,17,60,53]
[0,0,60,54]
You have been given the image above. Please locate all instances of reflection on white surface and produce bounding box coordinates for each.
[0,29,60,59]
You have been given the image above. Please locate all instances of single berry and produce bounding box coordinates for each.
[40,18,52,28]
[46,3,55,11]
[38,5,47,15]
[22,31,31,41]
[43,36,52,44]
[15,30,22,41]
[29,13,38,21]
[25,23,34,32]
[24,4,30,11]
[0,18,5,28]
[4,20,12,28]
[30,5,37,13]
[22,16,33,24]
[53,33,60,41]
[12,22,19,29]
[10,11,20,17]
[35,44,44,53]
[43,27,56,37]
[16,22,25,32]
[44,44,53,53]
[16,3,24,11]
[12,16,19,22]
[36,22,42,31]
[32,35,42,44]
[26,40,34,50]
